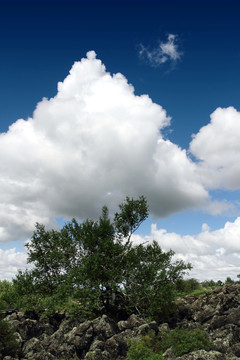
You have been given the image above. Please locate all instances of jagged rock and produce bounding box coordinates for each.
[22,337,44,357]
[229,343,240,357]
[163,346,176,359]
[117,313,145,331]
[85,349,110,359]
[104,329,133,358]
[3,284,240,359]
[136,321,158,336]
[89,339,105,352]
[159,322,170,333]
[177,350,225,360]
[93,315,118,339]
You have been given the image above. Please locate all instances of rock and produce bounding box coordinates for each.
[85,349,110,359]
[159,322,170,333]
[117,313,145,331]
[210,325,235,353]
[65,321,94,357]
[2,284,240,359]
[177,350,225,360]
[16,318,48,341]
[136,321,158,336]
[228,342,240,357]
[22,337,44,357]
[163,346,176,359]
[89,339,105,351]
[47,310,66,331]
[93,315,118,339]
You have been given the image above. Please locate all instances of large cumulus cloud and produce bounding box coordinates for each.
[0,51,208,243]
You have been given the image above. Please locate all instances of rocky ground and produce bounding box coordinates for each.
[2,284,240,359]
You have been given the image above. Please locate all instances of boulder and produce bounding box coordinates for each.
[2,284,240,359]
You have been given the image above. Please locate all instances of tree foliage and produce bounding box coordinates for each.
[13,196,191,319]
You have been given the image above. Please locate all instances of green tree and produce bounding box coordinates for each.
[0,281,14,310]
[201,279,217,288]
[175,278,201,294]
[225,276,235,285]
[123,242,191,319]
[25,223,78,295]
[14,196,191,318]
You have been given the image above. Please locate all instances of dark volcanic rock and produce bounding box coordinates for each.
[3,284,240,359]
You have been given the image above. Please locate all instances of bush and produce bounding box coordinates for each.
[127,328,210,359]
[161,328,211,356]
[201,279,218,288]
[0,314,20,358]
[127,332,163,360]
[175,278,201,294]
[225,276,235,285]
[0,280,16,310]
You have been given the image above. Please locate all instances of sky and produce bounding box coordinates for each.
[1,0,240,282]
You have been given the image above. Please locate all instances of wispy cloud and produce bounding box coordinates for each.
[139,34,183,67]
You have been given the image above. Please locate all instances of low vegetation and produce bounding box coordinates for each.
[127,328,210,359]
[0,312,20,359]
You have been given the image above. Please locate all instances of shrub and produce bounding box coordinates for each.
[201,279,218,288]
[0,280,16,310]
[127,328,210,359]
[127,332,163,360]
[161,328,211,356]
[0,314,20,358]
[175,278,201,295]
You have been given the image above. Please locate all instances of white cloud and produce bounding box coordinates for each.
[0,51,208,244]
[139,34,183,67]
[0,248,27,281]
[202,199,235,216]
[132,217,240,281]
[190,106,240,190]
[201,223,210,232]
[3,216,240,282]
[2,51,240,282]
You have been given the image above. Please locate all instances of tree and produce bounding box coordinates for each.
[14,196,191,319]
[122,241,191,319]
[225,276,235,285]
[24,221,80,295]
[0,281,14,310]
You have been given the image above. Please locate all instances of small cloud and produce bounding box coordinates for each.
[203,199,236,216]
[202,223,210,232]
[139,34,183,68]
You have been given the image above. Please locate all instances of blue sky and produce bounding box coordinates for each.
[1,0,240,281]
